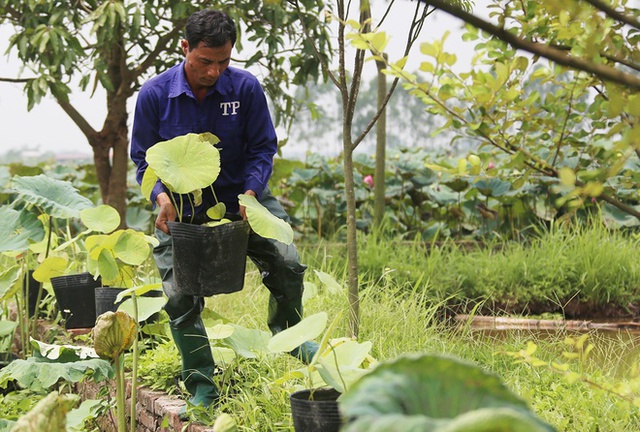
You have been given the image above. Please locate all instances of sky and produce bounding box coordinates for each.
[0,1,488,158]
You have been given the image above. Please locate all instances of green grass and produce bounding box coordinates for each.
[6,219,640,430]
[169,228,640,431]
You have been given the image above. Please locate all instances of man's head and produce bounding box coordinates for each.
[182,10,236,91]
[185,9,236,49]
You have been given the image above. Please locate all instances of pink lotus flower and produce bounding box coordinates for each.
[363,175,374,188]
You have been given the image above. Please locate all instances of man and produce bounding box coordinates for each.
[130,9,317,419]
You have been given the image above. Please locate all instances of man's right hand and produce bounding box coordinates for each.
[156,192,177,234]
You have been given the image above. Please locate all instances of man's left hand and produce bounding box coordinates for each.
[240,190,257,220]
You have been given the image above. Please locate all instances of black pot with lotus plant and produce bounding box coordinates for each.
[141,132,294,297]
[268,311,377,432]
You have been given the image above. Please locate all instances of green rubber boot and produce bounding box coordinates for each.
[267,293,319,364]
[170,316,219,420]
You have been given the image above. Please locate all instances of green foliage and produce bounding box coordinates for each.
[506,335,640,408]
[0,0,331,127]
[346,0,640,228]
[135,339,181,394]
[340,353,554,431]
[10,391,79,432]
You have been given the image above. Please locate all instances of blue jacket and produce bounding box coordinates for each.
[130,62,278,215]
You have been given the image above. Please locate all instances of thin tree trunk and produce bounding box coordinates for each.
[374,55,387,227]
[343,145,360,338]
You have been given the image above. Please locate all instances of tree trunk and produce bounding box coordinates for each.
[90,123,129,229]
[374,56,387,227]
[343,144,360,339]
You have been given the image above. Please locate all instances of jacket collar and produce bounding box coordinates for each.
[168,62,232,99]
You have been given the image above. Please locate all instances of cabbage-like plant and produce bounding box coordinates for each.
[339,353,555,432]
[93,311,137,432]
[141,132,293,244]
[10,390,79,432]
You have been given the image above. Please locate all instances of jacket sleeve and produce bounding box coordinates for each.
[241,78,278,199]
[130,84,168,207]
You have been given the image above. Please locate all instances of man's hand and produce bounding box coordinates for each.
[156,192,177,234]
[239,190,257,220]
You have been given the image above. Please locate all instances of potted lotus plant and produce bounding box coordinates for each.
[140,132,294,297]
[79,204,162,319]
[268,311,376,432]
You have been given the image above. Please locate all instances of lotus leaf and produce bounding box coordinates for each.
[238,194,294,245]
[212,413,238,432]
[315,339,374,393]
[314,270,343,294]
[207,323,235,340]
[0,206,45,253]
[0,267,21,302]
[114,283,163,303]
[0,320,18,338]
[145,133,221,194]
[206,202,227,220]
[268,312,328,354]
[340,353,555,432]
[31,339,98,361]
[80,204,120,233]
[443,177,470,193]
[118,296,167,322]
[11,174,93,219]
[93,311,137,362]
[33,256,68,283]
[113,229,152,265]
[0,357,113,392]
[222,324,271,359]
[474,178,511,197]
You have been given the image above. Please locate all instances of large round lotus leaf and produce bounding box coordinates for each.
[344,407,553,432]
[80,205,120,233]
[238,194,294,245]
[474,178,511,197]
[443,177,470,193]
[340,354,550,426]
[118,296,167,323]
[0,207,45,253]
[268,311,327,353]
[145,133,221,194]
[140,166,159,201]
[11,174,94,219]
[33,256,68,283]
[113,229,151,265]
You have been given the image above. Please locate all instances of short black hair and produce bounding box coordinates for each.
[185,9,237,49]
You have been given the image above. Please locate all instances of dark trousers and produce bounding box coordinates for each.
[153,188,307,332]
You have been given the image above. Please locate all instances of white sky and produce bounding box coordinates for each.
[0,1,487,157]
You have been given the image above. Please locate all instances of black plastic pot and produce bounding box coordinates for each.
[290,388,342,432]
[51,273,101,329]
[167,220,250,297]
[95,286,163,323]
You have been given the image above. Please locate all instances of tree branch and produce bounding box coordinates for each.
[0,77,31,83]
[131,24,185,81]
[418,0,640,90]
[582,0,640,30]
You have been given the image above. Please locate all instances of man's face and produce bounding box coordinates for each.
[182,40,232,90]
